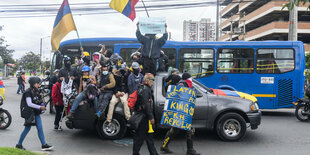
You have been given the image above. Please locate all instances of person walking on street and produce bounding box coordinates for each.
[17,72,25,94]
[132,73,158,155]
[136,22,168,76]
[16,77,54,151]
[160,73,200,155]
[51,78,64,130]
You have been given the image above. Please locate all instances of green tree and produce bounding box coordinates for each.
[284,0,310,10]
[42,60,51,71]
[0,26,15,67]
[19,51,41,71]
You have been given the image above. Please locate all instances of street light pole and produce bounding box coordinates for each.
[39,36,50,75]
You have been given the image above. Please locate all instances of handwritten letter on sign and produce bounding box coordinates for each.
[139,17,166,34]
[160,85,197,131]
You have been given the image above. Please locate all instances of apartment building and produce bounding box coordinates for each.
[183,18,216,41]
[219,0,310,51]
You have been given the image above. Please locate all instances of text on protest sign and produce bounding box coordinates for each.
[139,17,166,34]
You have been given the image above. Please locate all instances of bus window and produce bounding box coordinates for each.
[120,48,139,67]
[256,49,295,74]
[217,48,254,74]
[179,48,214,78]
[120,48,177,69]
[162,48,177,70]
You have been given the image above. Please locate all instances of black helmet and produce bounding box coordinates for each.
[182,72,191,80]
[28,76,41,88]
[0,95,3,106]
[44,70,50,76]
[100,61,109,67]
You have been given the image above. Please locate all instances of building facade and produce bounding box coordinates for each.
[219,0,310,51]
[183,18,216,41]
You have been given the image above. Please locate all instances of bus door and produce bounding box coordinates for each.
[256,48,296,109]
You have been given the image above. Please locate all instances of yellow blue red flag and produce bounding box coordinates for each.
[109,0,139,21]
[51,0,76,51]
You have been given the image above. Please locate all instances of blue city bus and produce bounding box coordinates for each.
[53,38,305,109]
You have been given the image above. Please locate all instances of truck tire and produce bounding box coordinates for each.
[96,113,127,140]
[216,112,246,141]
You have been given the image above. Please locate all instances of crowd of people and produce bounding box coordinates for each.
[15,23,200,155]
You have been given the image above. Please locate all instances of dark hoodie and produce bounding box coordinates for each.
[136,30,168,59]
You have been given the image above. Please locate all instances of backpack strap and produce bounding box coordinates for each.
[54,84,63,98]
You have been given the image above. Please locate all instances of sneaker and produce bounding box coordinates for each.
[16,144,25,150]
[58,126,63,131]
[41,144,54,151]
[160,146,173,154]
[67,113,74,119]
[54,125,59,130]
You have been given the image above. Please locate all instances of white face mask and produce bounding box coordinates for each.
[102,71,108,75]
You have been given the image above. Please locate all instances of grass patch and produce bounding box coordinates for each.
[0,147,45,155]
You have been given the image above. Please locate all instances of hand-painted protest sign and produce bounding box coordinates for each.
[161,85,197,131]
[139,17,166,34]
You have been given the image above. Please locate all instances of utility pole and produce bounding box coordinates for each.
[288,0,298,41]
[216,0,219,41]
[230,13,233,41]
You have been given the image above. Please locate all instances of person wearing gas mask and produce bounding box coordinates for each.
[67,65,99,119]
[16,77,54,151]
[107,64,131,124]
[58,57,78,90]
[128,62,144,95]
[97,62,115,118]
[136,22,168,76]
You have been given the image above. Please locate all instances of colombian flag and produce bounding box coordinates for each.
[212,89,257,103]
[51,0,76,51]
[109,0,139,21]
[0,80,5,100]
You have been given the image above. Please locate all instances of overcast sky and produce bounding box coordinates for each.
[0,0,216,60]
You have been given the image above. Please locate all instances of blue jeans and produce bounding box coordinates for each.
[98,92,113,113]
[70,92,98,113]
[17,84,23,94]
[17,115,46,145]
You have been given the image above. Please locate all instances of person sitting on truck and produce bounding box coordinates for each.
[97,62,115,118]
[107,64,131,124]
[67,66,98,119]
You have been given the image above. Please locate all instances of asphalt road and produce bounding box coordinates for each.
[1,77,310,155]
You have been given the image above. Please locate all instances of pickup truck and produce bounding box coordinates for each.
[65,73,261,141]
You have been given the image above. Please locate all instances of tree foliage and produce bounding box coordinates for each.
[0,26,15,67]
[19,51,41,71]
[284,0,310,10]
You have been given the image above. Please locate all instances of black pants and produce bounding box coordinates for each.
[162,127,195,151]
[54,105,64,126]
[142,57,156,76]
[133,117,158,155]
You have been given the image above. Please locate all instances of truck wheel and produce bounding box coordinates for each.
[216,112,246,141]
[96,113,127,140]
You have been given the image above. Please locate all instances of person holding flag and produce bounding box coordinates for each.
[51,0,81,52]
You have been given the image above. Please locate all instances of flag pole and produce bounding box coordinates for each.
[141,0,150,17]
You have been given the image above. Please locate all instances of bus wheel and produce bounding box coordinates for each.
[96,113,127,140]
[216,112,246,141]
